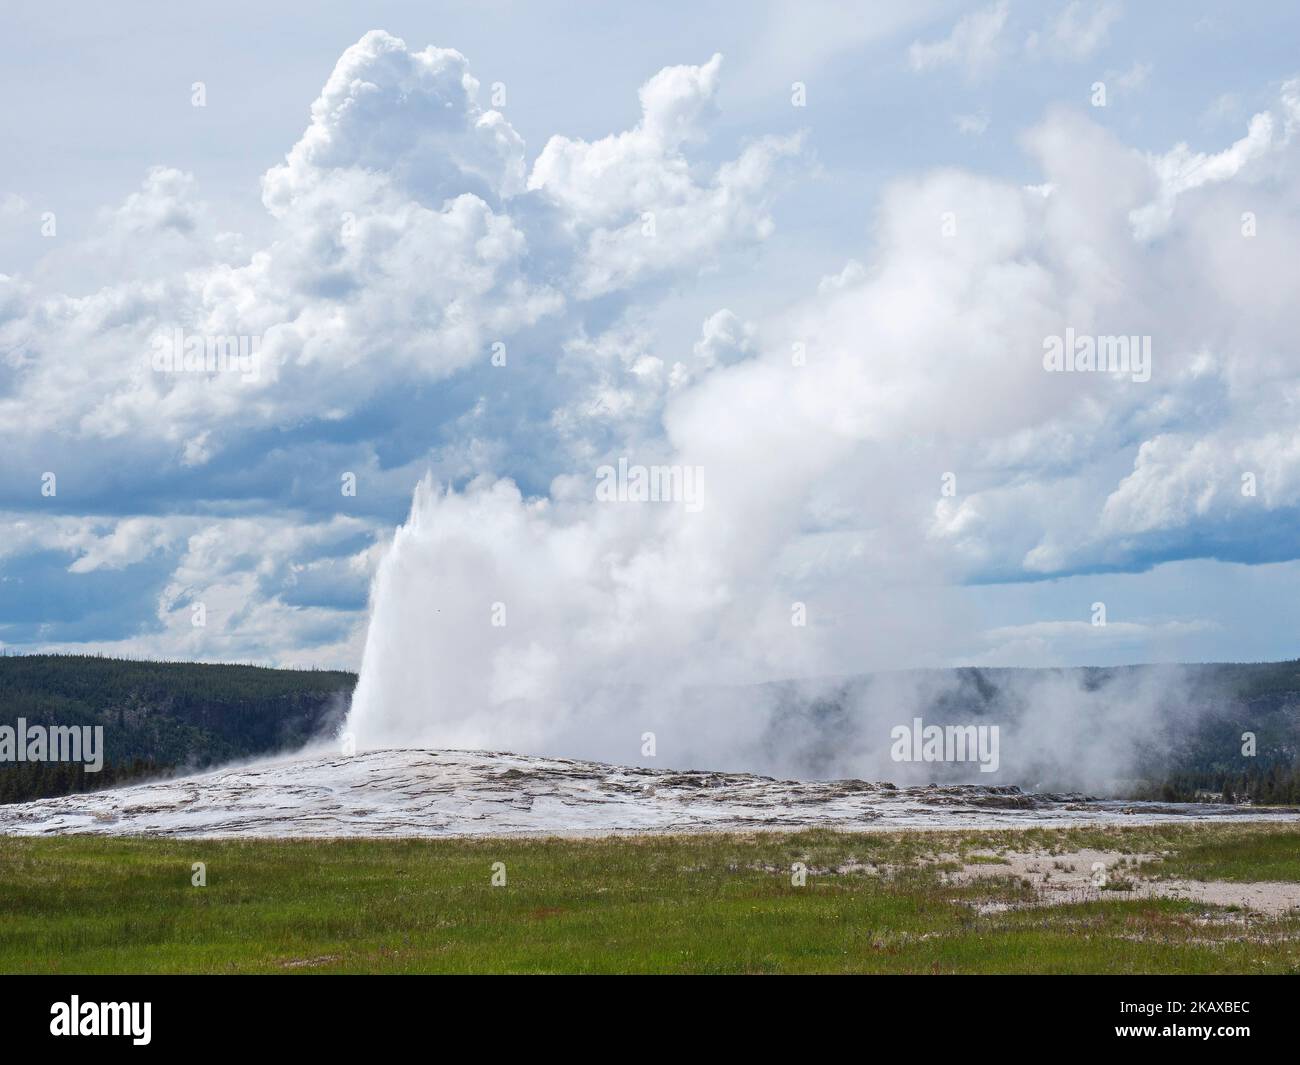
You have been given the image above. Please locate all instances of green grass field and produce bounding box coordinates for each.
[2,823,1298,974]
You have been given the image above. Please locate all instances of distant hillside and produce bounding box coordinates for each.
[2,654,1299,807]
[0,655,355,803]
[758,661,1300,804]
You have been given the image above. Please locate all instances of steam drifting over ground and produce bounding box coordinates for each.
[341,470,1210,792]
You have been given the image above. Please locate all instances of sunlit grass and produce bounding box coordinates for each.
[0,823,1297,974]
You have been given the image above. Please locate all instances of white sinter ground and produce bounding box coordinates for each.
[0,748,1294,838]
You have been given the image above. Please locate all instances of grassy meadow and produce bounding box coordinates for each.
[2,822,1298,974]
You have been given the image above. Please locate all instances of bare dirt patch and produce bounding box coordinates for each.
[280,953,342,969]
[952,848,1300,916]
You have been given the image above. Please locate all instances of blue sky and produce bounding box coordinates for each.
[1,1,1298,672]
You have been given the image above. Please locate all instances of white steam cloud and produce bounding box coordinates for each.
[345,475,1199,791]
[316,40,1300,791]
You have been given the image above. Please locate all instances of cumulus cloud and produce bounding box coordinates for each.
[693,309,756,369]
[0,511,380,666]
[1129,98,1297,239]
[0,31,801,665]
[262,30,526,211]
[1,34,798,460]
[529,54,803,296]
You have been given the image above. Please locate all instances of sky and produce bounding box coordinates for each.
[1,0,1299,674]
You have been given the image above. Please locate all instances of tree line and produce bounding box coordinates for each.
[1,654,355,804]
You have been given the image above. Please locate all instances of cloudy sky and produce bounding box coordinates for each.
[2,0,1299,675]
